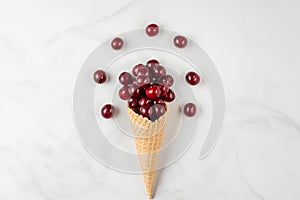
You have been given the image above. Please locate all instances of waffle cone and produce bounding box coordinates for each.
[127,107,167,199]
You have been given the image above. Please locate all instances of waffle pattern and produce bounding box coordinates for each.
[127,108,167,199]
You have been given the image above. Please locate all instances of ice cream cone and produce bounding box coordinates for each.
[127,107,167,199]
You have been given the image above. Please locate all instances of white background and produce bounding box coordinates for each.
[1,0,300,199]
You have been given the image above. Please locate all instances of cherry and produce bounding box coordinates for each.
[131,86,144,98]
[139,97,152,107]
[101,104,113,119]
[174,35,188,48]
[119,86,130,100]
[136,67,149,76]
[111,37,123,50]
[128,83,138,95]
[152,65,166,78]
[128,97,139,109]
[160,75,174,87]
[159,84,169,96]
[150,77,160,84]
[136,75,150,87]
[145,24,159,37]
[184,103,197,117]
[153,99,164,105]
[93,70,106,84]
[152,104,166,117]
[119,72,133,85]
[139,105,154,118]
[132,63,145,76]
[146,85,161,100]
[185,71,200,85]
[164,89,175,102]
[146,59,159,68]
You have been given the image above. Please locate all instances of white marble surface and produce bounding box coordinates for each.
[1,0,300,199]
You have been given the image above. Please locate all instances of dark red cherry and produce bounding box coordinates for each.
[93,70,106,84]
[139,105,154,118]
[136,75,150,87]
[131,86,144,98]
[132,64,145,76]
[101,104,113,119]
[152,65,166,78]
[111,37,123,50]
[145,85,161,100]
[119,72,133,85]
[174,35,188,48]
[184,103,197,117]
[145,24,159,37]
[153,99,164,105]
[136,67,150,76]
[185,71,200,85]
[119,86,130,100]
[139,97,152,107]
[160,75,174,87]
[164,89,175,102]
[159,84,169,96]
[128,97,139,109]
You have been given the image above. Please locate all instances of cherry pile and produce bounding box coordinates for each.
[118,59,175,121]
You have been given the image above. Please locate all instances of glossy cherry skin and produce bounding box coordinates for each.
[145,24,159,37]
[136,75,150,87]
[174,35,188,48]
[184,103,197,117]
[152,104,166,117]
[111,37,123,50]
[146,59,159,68]
[93,70,106,84]
[160,75,174,87]
[119,86,130,100]
[139,105,154,118]
[159,84,169,96]
[136,67,150,76]
[132,63,145,76]
[145,85,161,100]
[153,99,164,105]
[101,104,113,119]
[139,97,152,107]
[128,97,139,109]
[164,89,175,102]
[119,72,133,85]
[185,71,200,85]
[152,65,166,78]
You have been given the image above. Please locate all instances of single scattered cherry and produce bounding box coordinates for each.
[184,103,197,117]
[111,37,123,50]
[101,104,113,119]
[119,72,133,85]
[93,70,106,84]
[160,75,174,87]
[119,86,130,100]
[174,35,188,48]
[145,24,159,37]
[132,63,145,76]
[185,71,200,85]
[164,89,175,102]
[146,85,161,100]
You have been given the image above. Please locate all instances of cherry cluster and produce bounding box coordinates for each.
[118,59,175,121]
